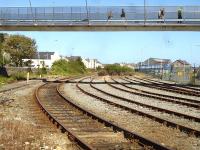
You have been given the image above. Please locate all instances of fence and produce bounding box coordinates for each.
[0,6,200,24]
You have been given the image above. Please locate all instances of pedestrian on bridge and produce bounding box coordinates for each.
[160,8,165,23]
[158,9,162,23]
[120,9,127,22]
[178,7,183,23]
[107,11,113,22]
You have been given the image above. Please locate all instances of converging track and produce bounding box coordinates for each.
[130,76,200,97]
[35,78,172,150]
[79,77,200,137]
[65,79,199,149]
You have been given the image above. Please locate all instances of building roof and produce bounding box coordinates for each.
[173,59,191,65]
[33,52,55,60]
[66,56,81,61]
[143,58,171,65]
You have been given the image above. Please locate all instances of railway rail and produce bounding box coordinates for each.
[131,76,200,97]
[104,78,200,123]
[0,82,32,93]
[120,77,200,105]
[35,78,171,150]
[108,77,199,109]
[139,76,200,91]
[81,78,200,137]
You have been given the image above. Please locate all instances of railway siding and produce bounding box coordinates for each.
[61,79,200,150]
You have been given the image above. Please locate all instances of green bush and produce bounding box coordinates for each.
[50,59,86,75]
[103,64,134,76]
[11,72,27,80]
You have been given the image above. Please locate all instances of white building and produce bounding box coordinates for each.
[23,52,61,68]
[82,58,103,69]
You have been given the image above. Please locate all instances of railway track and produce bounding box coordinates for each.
[131,76,200,97]
[108,77,200,109]
[140,76,200,91]
[120,77,200,105]
[35,79,171,150]
[0,81,33,93]
[104,78,200,123]
[122,77,200,103]
[83,78,200,138]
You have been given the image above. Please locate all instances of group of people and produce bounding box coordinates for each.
[158,8,183,23]
[107,8,183,23]
[107,9,126,22]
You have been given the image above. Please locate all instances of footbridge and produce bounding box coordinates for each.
[0,6,200,31]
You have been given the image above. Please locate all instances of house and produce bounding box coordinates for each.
[137,58,171,74]
[172,60,191,68]
[171,60,192,82]
[23,52,61,68]
[66,56,81,61]
[82,58,103,69]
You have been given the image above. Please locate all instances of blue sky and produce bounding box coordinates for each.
[1,0,200,7]
[1,1,200,65]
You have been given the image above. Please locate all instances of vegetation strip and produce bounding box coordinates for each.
[74,78,172,150]
[86,78,200,137]
[124,77,200,104]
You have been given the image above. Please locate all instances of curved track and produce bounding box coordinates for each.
[76,77,200,137]
[35,79,171,150]
[137,76,200,91]
[122,77,200,105]
[120,77,200,108]
[131,76,200,97]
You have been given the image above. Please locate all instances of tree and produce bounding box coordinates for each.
[3,35,37,67]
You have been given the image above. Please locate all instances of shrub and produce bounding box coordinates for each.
[104,64,134,76]
[50,59,86,75]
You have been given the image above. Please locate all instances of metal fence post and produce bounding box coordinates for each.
[35,8,36,22]
[71,7,72,24]
[53,7,54,22]
[144,0,146,25]
[17,8,19,22]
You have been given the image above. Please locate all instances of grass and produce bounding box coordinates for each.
[0,76,16,87]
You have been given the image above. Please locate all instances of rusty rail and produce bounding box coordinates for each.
[35,83,94,150]
[77,78,200,137]
[111,77,199,109]
[133,76,200,97]
[73,78,172,150]
[123,77,200,105]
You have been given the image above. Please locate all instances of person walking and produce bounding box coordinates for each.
[120,9,127,22]
[160,8,165,23]
[178,7,183,23]
[158,9,162,23]
[107,10,113,22]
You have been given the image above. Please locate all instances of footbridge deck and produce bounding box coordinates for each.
[0,6,200,31]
